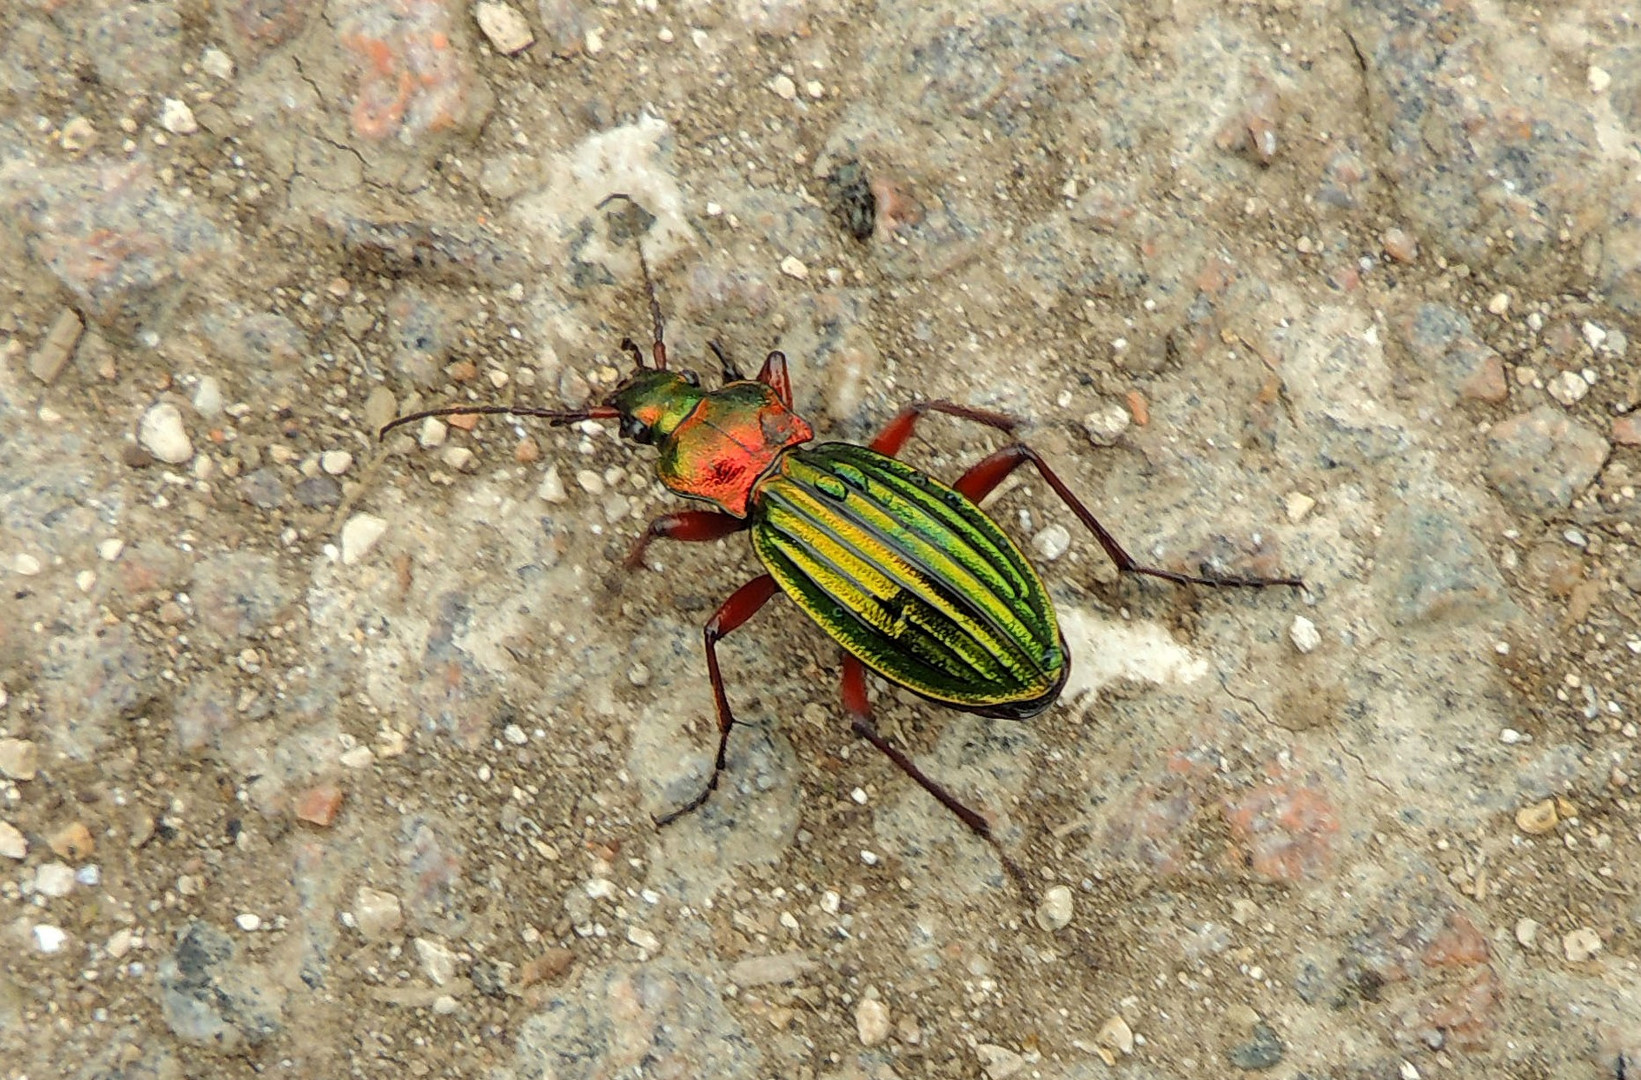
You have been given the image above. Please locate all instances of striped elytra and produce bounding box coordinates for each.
[750,441,1069,717]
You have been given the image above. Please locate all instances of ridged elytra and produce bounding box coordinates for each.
[381,194,1303,890]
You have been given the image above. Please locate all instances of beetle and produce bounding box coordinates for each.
[383,195,1301,880]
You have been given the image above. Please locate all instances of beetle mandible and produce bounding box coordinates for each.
[383,194,1302,880]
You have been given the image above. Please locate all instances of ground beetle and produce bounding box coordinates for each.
[383,195,1302,883]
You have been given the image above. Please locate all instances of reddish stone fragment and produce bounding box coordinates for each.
[1424,912,1489,968]
[295,783,344,826]
[1613,413,1641,446]
[1223,779,1339,882]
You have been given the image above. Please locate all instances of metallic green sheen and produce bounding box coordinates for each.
[749,442,1067,716]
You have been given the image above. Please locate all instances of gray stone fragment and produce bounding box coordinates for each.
[1484,406,1609,517]
[1377,502,1512,627]
[157,922,284,1049]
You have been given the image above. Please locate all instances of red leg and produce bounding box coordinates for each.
[869,400,1021,457]
[655,574,780,827]
[955,444,1303,589]
[756,350,793,409]
[840,653,1029,891]
[625,510,749,569]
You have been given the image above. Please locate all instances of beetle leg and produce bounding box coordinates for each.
[755,350,793,408]
[654,574,780,828]
[841,654,1030,892]
[624,510,749,570]
[869,400,1021,457]
[955,444,1304,589]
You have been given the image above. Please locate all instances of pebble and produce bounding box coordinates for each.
[1514,797,1558,835]
[35,862,76,898]
[192,374,224,416]
[418,417,448,448]
[475,1,534,54]
[1284,492,1316,523]
[416,937,458,985]
[341,514,388,565]
[779,255,809,280]
[519,947,575,988]
[139,402,193,463]
[59,116,97,154]
[354,887,405,941]
[1228,1021,1285,1069]
[537,464,567,502]
[1589,65,1612,93]
[0,821,26,860]
[201,46,234,80]
[33,925,67,954]
[975,1043,1025,1079]
[432,994,459,1015]
[1082,403,1130,446]
[320,450,354,475]
[159,98,198,135]
[1547,369,1590,406]
[626,925,660,952]
[236,913,262,932]
[770,74,797,100]
[294,783,344,826]
[0,737,39,780]
[14,553,41,576]
[98,538,124,561]
[1289,615,1321,654]
[1032,523,1071,561]
[106,928,133,959]
[1562,927,1602,962]
[1486,292,1510,315]
[441,445,476,471]
[1381,227,1418,263]
[364,387,398,433]
[1483,406,1609,516]
[1514,917,1540,949]
[28,307,83,385]
[727,951,814,988]
[1034,884,1074,930]
[855,997,890,1046]
[575,469,604,495]
[49,821,94,861]
[1096,1014,1135,1058]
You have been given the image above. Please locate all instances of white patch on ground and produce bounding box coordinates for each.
[1056,607,1209,704]
[512,113,697,270]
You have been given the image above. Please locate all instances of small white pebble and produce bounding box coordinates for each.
[1486,292,1510,315]
[1589,65,1612,94]
[139,401,193,463]
[1035,885,1074,931]
[1289,615,1321,654]
[1400,1061,1421,1080]
[1082,404,1130,446]
[474,1,534,54]
[1284,492,1316,523]
[855,998,891,1046]
[626,925,660,951]
[98,538,125,561]
[1563,927,1602,962]
[417,417,448,448]
[13,553,41,576]
[859,850,879,866]
[340,513,388,566]
[441,445,476,472]
[537,464,567,503]
[1499,728,1524,744]
[192,375,224,416]
[780,255,809,280]
[1514,917,1540,949]
[201,46,234,80]
[820,890,841,915]
[236,913,262,932]
[33,925,67,954]
[575,468,604,495]
[1033,523,1072,561]
[770,74,797,100]
[159,98,198,135]
[1548,369,1589,406]
[851,787,868,804]
[503,724,528,745]
[320,450,354,476]
[34,862,75,898]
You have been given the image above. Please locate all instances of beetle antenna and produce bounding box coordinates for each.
[378,403,620,440]
[597,192,668,371]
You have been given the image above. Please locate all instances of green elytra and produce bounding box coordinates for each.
[382,196,1302,886]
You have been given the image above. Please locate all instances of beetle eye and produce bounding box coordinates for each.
[620,416,653,444]
[680,369,700,387]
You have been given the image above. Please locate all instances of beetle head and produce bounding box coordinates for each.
[604,368,703,445]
